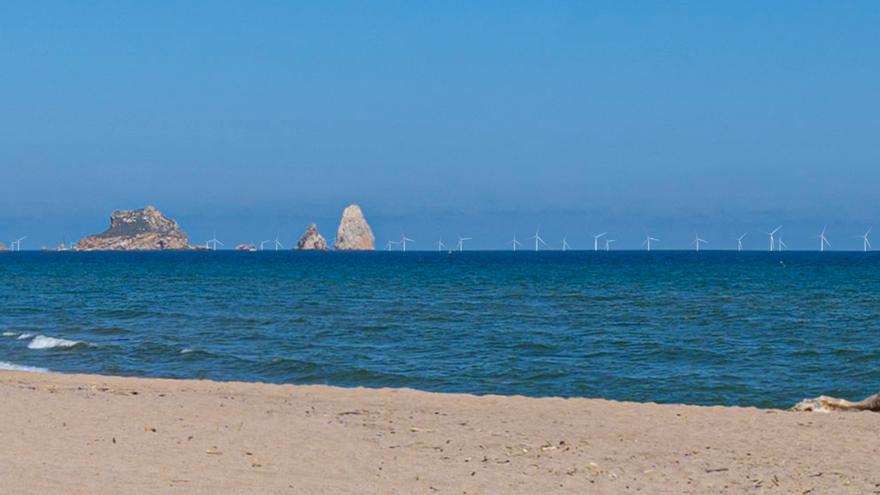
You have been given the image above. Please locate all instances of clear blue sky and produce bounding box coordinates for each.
[2,1,879,250]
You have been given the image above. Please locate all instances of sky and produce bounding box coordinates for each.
[1,1,879,250]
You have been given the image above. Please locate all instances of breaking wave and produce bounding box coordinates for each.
[27,335,83,350]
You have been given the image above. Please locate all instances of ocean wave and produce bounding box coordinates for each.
[27,335,83,350]
[180,348,195,354]
[1,331,16,337]
[0,361,49,373]
[17,333,33,340]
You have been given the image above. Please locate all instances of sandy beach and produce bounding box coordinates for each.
[1,371,878,494]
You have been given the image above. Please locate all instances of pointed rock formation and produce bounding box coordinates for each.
[334,204,375,251]
[75,206,190,251]
[296,223,328,251]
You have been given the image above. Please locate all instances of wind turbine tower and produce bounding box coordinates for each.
[593,232,607,252]
[642,235,659,251]
[861,228,872,252]
[206,233,223,251]
[511,235,522,252]
[737,233,747,252]
[400,235,414,252]
[561,235,571,252]
[691,234,707,252]
[457,236,471,252]
[818,227,831,252]
[766,226,781,252]
[530,227,547,252]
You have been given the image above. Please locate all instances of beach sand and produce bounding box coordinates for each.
[1,371,878,494]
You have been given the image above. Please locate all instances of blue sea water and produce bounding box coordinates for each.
[1,251,879,408]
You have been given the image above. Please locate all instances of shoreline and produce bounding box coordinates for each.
[0,362,802,409]
[2,370,879,493]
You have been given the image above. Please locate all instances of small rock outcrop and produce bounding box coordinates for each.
[0,243,8,252]
[75,206,190,251]
[296,224,328,251]
[334,204,375,251]
[235,244,257,252]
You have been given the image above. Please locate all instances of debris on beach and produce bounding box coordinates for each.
[793,392,880,413]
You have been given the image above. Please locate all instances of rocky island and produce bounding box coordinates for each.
[0,243,8,252]
[75,206,190,251]
[334,204,375,250]
[295,224,328,250]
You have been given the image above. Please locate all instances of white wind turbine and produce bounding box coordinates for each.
[206,232,223,251]
[511,235,522,251]
[737,233,747,252]
[400,235,414,252]
[690,234,707,252]
[766,226,782,252]
[260,240,272,251]
[456,236,471,252]
[817,226,831,252]
[12,236,26,252]
[385,240,399,251]
[860,228,872,252]
[530,226,547,252]
[272,234,283,251]
[778,236,787,251]
[561,235,571,252]
[605,239,615,252]
[437,239,448,252]
[592,232,607,252]
[642,234,659,251]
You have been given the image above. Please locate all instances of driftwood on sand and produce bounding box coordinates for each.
[793,392,880,413]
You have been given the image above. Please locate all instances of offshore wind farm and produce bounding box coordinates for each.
[6,222,880,252]
[380,224,875,252]
[4,202,875,253]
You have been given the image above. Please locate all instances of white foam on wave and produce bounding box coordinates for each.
[180,348,194,354]
[2,332,16,337]
[27,335,82,350]
[17,333,33,340]
[0,361,49,373]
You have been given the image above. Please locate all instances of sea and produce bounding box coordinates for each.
[1,251,878,409]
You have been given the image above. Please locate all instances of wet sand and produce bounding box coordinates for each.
[1,370,878,494]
